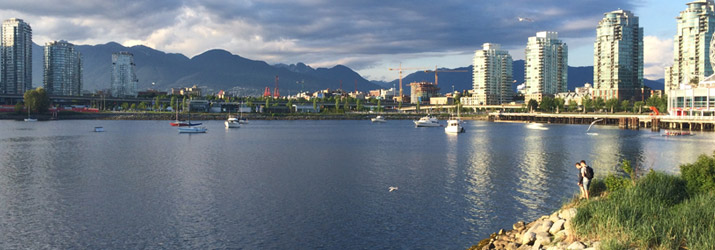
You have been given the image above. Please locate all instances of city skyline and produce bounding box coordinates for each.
[0,0,688,82]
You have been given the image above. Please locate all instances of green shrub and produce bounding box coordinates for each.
[588,178,607,197]
[603,174,631,193]
[680,152,715,195]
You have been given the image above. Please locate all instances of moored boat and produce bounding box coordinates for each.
[225,117,240,128]
[444,119,465,133]
[414,115,441,127]
[371,115,386,123]
[178,126,207,133]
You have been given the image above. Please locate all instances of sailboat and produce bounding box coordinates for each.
[170,98,201,126]
[444,105,464,133]
[24,103,37,122]
[238,102,248,124]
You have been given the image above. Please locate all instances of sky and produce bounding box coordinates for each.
[0,0,691,82]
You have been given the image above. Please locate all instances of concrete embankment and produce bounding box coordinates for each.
[470,207,599,250]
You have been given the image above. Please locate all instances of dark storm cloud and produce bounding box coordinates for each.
[195,0,638,54]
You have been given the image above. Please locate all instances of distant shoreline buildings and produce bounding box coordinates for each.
[44,40,83,96]
[111,52,138,97]
[1,18,32,95]
[471,43,513,105]
[593,10,643,101]
[523,31,568,103]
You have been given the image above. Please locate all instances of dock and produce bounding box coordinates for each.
[489,112,715,132]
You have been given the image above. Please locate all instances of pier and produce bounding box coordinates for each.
[489,112,715,132]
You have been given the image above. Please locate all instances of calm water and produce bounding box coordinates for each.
[0,119,713,249]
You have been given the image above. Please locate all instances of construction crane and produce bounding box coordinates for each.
[388,63,427,103]
[424,66,468,86]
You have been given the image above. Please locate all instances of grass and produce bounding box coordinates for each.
[570,153,715,250]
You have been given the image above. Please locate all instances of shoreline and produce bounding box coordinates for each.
[0,112,490,121]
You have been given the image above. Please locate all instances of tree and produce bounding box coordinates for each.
[356,99,363,111]
[286,100,293,113]
[594,97,605,112]
[568,99,578,112]
[335,98,341,112]
[554,98,565,113]
[312,98,317,110]
[23,88,50,113]
[170,96,177,111]
[15,102,24,114]
[605,98,619,113]
[527,99,538,112]
[121,102,129,111]
[130,103,137,111]
[633,101,644,114]
[377,99,382,112]
[582,97,594,113]
[539,97,553,112]
[620,100,631,113]
[138,102,147,110]
[154,97,160,110]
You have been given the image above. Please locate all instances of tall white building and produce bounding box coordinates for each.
[1,18,32,94]
[111,52,138,97]
[524,31,568,103]
[472,43,513,105]
[665,0,715,92]
[44,41,82,96]
[593,10,644,101]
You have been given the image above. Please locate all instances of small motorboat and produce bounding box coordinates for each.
[414,115,441,127]
[94,127,104,132]
[371,115,386,123]
[225,117,240,128]
[662,130,694,136]
[170,121,202,127]
[444,119,465,133]
[526,122,548,130]
[178,126,208,133]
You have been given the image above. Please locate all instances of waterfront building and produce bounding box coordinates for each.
[409,81,440,104]
[110,52,138,97]
[665,0,715,92]
[593,10,644,101]
[44,40,82,96]
[524,31,568,103]
[1,18,32,94]
[472,43,513,105]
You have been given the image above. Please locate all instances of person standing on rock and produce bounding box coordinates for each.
[576,162,586,199]
[580,160,593,200]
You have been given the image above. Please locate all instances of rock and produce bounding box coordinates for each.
[537,220,554,234]
[517,244,532,250]
[521,232,536,245]
[534,232,552,245]
[567,241,586,250]
[506,242,518,250]
[549,211,561,222]
[549,219,566,235]
[559,208,577,221]
[531,241,542,250]
[552,230,567,243]
[498,229,505,235]
[591,241,601,249]
[493,239,509,249]
[513,221,526,231]
[526,221,541,235]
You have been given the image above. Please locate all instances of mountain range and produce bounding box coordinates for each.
[30,42,381,96]
[29,42,664,96]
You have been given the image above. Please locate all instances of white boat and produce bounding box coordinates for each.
[413,115,441,127]
[444,107,464,133]
[225,117,240,128]
[178,126,207,133]
[94,127,104,132]
[238,102,248,124]
[526,122,548,130]
[444,119,465,133]
[371,115,386,123]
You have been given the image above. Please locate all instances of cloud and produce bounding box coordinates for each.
[643,35,673,79]
[0,0,639,75]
